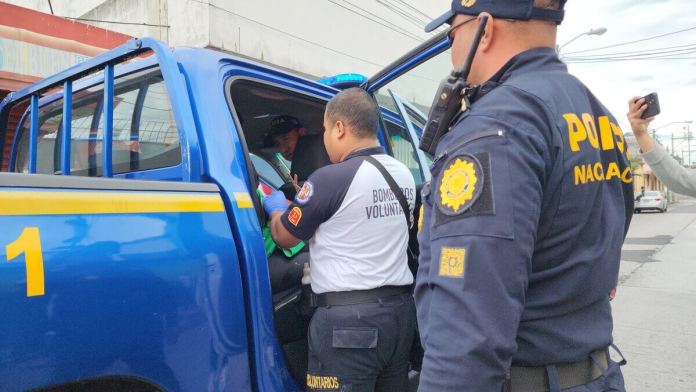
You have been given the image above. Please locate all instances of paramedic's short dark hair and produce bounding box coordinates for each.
[325,88,379,138]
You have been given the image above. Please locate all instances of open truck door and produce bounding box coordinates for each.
[0,38,253,392]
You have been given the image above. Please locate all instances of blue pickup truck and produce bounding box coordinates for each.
[0,35,450,391]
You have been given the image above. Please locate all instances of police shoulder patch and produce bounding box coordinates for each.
[295,181,314,204]
[439,247,466,278]
[436,154,484,216]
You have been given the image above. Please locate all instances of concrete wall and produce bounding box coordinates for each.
[4,0,106,16]
[202,0,436,79]
[81,0,169,42]
[7,0,448,79]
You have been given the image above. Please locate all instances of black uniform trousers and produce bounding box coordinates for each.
[306,292,416,392]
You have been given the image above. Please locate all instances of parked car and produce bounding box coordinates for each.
[635,190,668,213]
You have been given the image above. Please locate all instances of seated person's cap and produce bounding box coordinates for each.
[269,115,303,137]
[425,0,567,33]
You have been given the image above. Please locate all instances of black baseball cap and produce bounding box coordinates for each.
[268,115,303,136]
[425,0,567,33]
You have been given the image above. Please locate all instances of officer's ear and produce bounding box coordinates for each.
[335,120,347,139]
[477,12,495,53]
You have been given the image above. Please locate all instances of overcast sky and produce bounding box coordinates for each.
[414,0,696,147]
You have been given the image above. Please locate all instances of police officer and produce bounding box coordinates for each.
[263,88,417,392]
[415,1,633,391]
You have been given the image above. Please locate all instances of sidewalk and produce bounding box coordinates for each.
[613,200,696,391]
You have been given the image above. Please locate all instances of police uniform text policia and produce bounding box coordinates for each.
[415,1,633,391]
[264,88,417,392]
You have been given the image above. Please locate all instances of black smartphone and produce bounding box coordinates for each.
[640,92,660,119]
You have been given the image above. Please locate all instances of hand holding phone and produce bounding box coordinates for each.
[640,92,660,119]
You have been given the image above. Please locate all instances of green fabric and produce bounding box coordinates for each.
[257,188,305,258]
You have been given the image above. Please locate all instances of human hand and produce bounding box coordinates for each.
[263,189,289,216]
[301,262,311,285]
[627,96,655,137]
[291,174,301,192]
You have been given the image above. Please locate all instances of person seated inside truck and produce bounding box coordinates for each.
[266,115,330,194]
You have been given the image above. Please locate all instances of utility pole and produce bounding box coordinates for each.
[672,133,675,157]
[689,124,692,167]
[667,131,693,167]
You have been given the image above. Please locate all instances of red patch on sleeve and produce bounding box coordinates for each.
[288,207,302,227]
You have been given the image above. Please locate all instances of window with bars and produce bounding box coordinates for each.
[13,67,180,176]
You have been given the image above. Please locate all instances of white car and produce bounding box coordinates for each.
[635,191,668,213]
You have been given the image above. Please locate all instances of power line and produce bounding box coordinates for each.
[395,0,435,20]
[187,0,385,67]
[63,16,170,28]
[563,46,696,60]
[186,0,444,85]
[564,49,696,61]
[562,41,696,63]
[563,25,696,55]
[377,0,429,27]
[563,43,696,59]
[329,0,424,42]
[565,56,696,63]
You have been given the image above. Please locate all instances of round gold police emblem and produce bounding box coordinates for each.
[437,155,482,215]
[461,0,477,8]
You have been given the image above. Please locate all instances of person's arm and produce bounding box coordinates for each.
[263,168,344,248]
[262,190,301,249]
[417,117,546,391]
[641,144,696,197]
[269,211,302,249]
[628,97,696,197]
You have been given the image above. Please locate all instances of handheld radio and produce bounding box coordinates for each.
[419,16,489,155]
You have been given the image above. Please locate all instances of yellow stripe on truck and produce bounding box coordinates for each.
[0,190,225,216]
[234,192,254,209]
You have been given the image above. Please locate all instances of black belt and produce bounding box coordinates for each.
[505,349,609,392]
[311,285,411,307]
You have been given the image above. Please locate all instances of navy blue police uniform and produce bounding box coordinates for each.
[415,2,634,391]
[279,146,417,392]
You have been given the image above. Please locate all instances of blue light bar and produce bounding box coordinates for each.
[318,73,368,89]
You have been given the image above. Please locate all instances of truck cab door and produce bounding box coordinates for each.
[388,89,432,182]
[363,30,453,260]
[361,32,454,381]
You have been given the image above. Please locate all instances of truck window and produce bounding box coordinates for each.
[250,153,285,189]
[13,67,180,176]
[372,48,451,181]
[14,98,64,174]
[384,119,423,185]
[227,79,329,193]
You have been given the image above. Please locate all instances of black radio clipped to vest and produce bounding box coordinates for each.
[419,16,489,155]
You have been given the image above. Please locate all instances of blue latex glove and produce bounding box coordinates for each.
[263,189,289,216]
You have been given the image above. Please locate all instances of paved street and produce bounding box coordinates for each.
[614,198,696,391]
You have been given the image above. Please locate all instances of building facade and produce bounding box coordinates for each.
[4,0,445,81]
[0,2,133,170]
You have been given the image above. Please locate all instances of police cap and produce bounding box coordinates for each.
[425,0,567,33]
